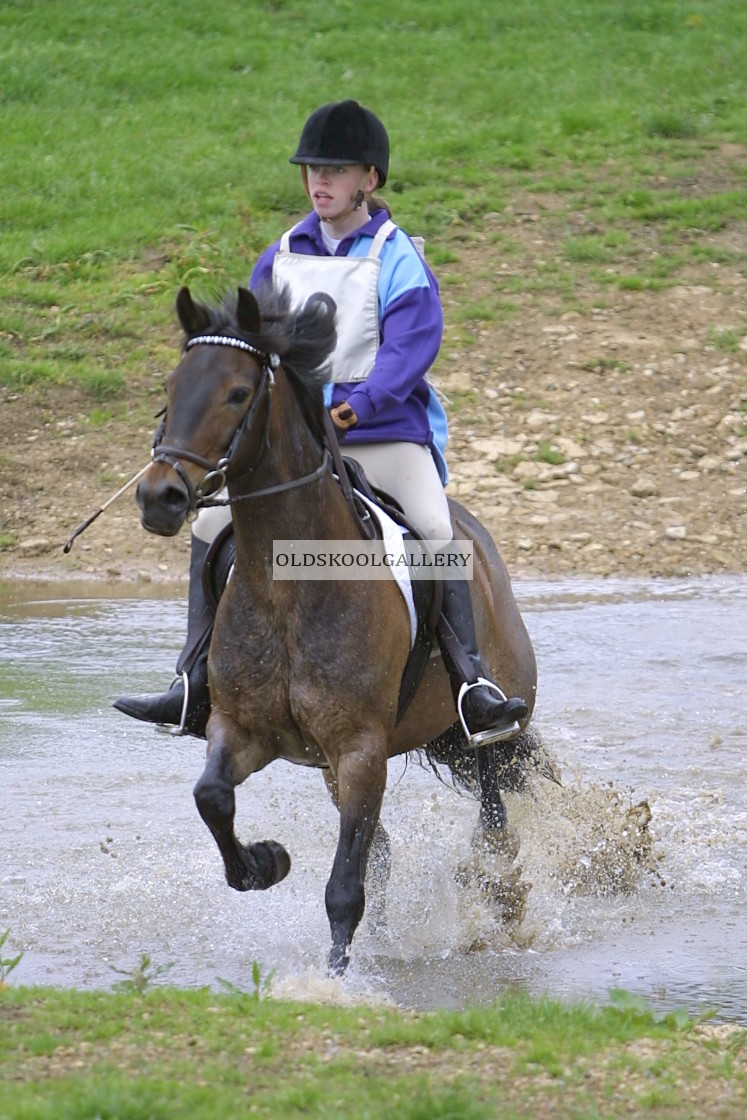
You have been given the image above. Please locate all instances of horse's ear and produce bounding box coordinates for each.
[176,286,211,337]
[236,287,261,335]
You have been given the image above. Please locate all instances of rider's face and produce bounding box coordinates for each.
[306,164,378,222]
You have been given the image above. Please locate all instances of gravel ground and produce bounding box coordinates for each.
[2,217,745,587]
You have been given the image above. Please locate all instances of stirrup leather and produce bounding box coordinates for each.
[456,677,521,749]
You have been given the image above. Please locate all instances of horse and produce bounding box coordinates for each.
[135,284,539,975]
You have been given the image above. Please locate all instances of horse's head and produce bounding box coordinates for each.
[136,286,272,536]
[137,285,336,537]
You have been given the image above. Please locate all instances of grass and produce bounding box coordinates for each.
[535,441,565,466]
[0,930,24,987]
[2,1,747,400]
[1,985,743,1120]
[707,327,742,352]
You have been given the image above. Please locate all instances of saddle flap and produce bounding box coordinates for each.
[340,455,405,539]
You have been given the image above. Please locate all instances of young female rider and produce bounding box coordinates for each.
[115,100,528,746]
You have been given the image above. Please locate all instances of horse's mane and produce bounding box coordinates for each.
[186,284,337,444]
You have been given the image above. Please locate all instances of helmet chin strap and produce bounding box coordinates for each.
[300,166,373,227]
[320,189,366,225]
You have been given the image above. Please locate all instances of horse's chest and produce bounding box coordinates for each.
[210,585,404,763]
[208,615,312,739]
[212,593,341,694]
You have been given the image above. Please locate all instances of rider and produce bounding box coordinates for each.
[115,99,528,747]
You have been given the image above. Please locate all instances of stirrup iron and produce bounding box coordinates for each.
[171,670,190,736]
[152,671,190,736]
[457,677,521,749]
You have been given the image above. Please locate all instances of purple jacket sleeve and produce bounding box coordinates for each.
[250,243,280,290]
[345,283,443,425]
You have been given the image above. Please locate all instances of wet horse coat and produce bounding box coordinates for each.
[136,285,538,973]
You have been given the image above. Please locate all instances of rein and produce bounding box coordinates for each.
[152,334,332,510]
[62,332,331,553]
[202,448,332,506]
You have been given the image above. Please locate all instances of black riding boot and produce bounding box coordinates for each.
[437,576,528,749]
[113,535,213,737]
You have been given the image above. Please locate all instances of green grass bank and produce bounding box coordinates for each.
[2,985,745,1119]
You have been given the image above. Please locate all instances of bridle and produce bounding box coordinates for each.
[62,332,334,555]
[150,334,331,511]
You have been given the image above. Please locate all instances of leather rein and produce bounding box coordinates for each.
[63,332,355,555]
[151,334,332,511]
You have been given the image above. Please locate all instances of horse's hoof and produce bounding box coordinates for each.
[229,840,291,891]
[328,944,349,977]
[473,823,521,862]
[250,840,291,888]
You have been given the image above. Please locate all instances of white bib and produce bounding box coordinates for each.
[272,219,396,383]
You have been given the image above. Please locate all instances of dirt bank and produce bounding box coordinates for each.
[1,221,745,588]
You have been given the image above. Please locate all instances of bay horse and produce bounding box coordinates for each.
[135,284,538,974]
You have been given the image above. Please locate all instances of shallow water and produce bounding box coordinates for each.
[1,575,745,1022]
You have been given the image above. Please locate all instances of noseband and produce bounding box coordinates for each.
[151,335,330,510]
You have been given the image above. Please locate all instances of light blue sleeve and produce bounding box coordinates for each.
[349,228,431,315]
[426,387,449,485]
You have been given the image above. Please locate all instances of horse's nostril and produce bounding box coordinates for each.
[136,476,189,521]
[162,485,189,512]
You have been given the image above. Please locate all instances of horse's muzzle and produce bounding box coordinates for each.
[136,470,190,536]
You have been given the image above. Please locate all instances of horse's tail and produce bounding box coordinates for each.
[419,723,559,795]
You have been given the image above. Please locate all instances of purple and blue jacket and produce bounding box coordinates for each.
[250,208,446,454]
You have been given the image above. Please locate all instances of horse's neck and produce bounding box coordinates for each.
[228,374,353,560]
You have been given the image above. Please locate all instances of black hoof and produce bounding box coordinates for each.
[328,943,349,977]
[248,840,291,890]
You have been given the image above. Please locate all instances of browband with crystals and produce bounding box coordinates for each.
[185,334,276,364]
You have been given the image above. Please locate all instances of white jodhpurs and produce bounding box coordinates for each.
[344,441,453,546]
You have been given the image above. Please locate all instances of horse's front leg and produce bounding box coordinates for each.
[323,768,391,936]
[193,714,290,891]
[325,740,388,976]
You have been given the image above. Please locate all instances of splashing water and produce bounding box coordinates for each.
[1,576,745,1021]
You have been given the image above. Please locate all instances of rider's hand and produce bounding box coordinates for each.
[330,402,359,431]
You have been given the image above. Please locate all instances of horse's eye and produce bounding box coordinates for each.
[227,387,250,406]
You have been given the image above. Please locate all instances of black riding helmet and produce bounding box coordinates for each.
[289,100,389,188]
